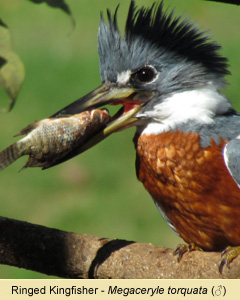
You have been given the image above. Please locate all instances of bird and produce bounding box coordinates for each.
[4,0,240,272]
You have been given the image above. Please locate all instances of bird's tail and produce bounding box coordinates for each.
[0,143,23,171]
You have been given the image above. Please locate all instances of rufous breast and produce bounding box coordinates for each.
[134,130,240,251]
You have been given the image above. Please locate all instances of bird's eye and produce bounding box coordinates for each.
[132,66,157,84]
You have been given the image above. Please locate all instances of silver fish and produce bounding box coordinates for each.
[0,109,110,170]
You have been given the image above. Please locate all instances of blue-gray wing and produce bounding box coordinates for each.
[224,139,240,188]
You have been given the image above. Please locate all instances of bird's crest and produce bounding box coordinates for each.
[98,0,229,76]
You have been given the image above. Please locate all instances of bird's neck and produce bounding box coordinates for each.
[138,88,231,136]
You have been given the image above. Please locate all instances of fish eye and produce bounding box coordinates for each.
[131,66,157,84]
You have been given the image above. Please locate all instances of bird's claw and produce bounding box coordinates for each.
[174,243,201,262]
[219,246,240,274]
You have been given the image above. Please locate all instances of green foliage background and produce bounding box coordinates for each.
[0,0,239,278]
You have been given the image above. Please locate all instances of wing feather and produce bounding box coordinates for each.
[224,139,240,188]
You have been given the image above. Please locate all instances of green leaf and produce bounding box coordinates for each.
[0,20,25,112]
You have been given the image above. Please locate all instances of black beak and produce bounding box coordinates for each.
[51,83,136,117]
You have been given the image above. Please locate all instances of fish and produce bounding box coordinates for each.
[0,109,110,171]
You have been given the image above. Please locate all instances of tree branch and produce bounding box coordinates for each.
[205,0,240,5]
[0,216,240,278]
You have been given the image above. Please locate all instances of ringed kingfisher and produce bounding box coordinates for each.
[28,1,240,270]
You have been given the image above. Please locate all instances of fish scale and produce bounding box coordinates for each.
[0,109,110,170]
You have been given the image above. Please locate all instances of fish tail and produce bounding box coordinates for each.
[0,143,23,171]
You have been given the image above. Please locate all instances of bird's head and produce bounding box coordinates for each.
[52,0,232,152]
